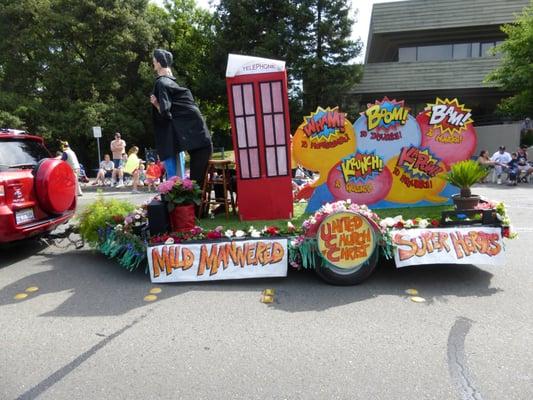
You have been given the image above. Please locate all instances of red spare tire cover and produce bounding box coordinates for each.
[35,159,76,214]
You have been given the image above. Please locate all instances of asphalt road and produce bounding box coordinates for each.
[1,185,532,400]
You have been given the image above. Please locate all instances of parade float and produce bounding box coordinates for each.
[79,54,515,285]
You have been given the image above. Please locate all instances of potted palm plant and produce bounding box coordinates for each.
[443,160,488,210]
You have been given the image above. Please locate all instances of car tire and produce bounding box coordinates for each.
[34,158,76,214]
[314,246,380,286]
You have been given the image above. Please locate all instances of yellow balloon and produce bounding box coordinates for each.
[292,107,356,187]
[385,154,448,204]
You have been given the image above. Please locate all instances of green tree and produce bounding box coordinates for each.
[297,0,362,121]
[486,0,533,118]
[0,0,160,166]
[213,0,362,130]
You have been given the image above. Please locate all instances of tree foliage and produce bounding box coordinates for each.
[486,0,533,118]
[0,0,362,165]
[297,0,362,120]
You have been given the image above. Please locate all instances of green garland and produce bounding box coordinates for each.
[97,228,147,272]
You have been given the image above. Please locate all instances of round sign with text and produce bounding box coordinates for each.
[317,211,377,271]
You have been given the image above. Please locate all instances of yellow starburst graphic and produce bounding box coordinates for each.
[424,98,473,136]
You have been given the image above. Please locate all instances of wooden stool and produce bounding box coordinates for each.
[200,159,236,219]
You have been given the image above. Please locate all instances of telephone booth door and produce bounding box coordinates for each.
[226,55,293,220]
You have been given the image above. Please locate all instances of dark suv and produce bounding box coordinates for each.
[0,129,76,243]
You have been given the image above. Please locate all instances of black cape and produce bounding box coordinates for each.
[152,75,212,159]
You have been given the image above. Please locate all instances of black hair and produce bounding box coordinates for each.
[153,49,173,68]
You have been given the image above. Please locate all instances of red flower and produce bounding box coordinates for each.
[265,226,280,236]
[394,221,404,229]
[112,215,124,223]
[206,230,222,239]
[502,226,510,238]
[431,219,440,227]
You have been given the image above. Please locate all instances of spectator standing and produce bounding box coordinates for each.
[93,154,114,186]
[490,146,512,184]
[60,141,82,196]
[110,132,126,187]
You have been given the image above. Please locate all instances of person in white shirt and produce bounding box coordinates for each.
[93,154,115,186]
[491,146,512,184]
[60,141,83,196]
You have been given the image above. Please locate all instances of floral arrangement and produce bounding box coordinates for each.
[157,176,202,210]
[301,200,383,237]
[475,199,516,238]
[149,224,286,245]
[117,206,149,235]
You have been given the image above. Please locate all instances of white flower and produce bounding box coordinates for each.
[393,215,403,223]
[224,229,234,238]
[346,199,352,204]
[287,221,295,230]
[235,230,245,238]
[115,224,123,231]
[379,217,396,228]
[134,214,141,220]
[248,226,255,233]
[404,219,414,228]
[250,230,261,238]
[164,237,174,245]
[418,219,429,228]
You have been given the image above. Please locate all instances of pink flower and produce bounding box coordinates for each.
[182,179,194,190]
[157,180,175,194]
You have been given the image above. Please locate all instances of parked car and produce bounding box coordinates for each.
[0,129,76,243]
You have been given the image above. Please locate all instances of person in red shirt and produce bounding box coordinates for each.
[145,158,162,192]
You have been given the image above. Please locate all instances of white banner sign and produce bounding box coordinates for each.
[392,227,505,268]
[147,238,288,283]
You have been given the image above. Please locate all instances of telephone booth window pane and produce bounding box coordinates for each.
[249,149,260,178]
[274,114,285,145]
[243,84,255,114]
[232,85,243,116]
[266,148,277,176]
[263,115,274,146]
[272,82,283,112]
[246,116,257,147]
[239,150,250,178]
[260,83,272,113]
[276,146,287,175]
[236,117,247,148]
[259,79,289,177]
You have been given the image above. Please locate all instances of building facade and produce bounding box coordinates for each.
[353,0,529,127]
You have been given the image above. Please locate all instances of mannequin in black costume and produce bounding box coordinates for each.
[150,49,212,186]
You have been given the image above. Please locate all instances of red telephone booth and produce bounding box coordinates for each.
[226,54,293,220]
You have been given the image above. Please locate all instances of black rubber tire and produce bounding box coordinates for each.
[314,247,380,286]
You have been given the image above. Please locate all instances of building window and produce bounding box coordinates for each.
[399,40,501,62]
[259,81,289,177]
[453,43,471,59]
[399,47,417,62]
[481,42,495,56]
[417,44,453,61]
[231,83,261,179]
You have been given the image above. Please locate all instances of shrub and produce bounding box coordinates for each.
[78,197,135,246]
